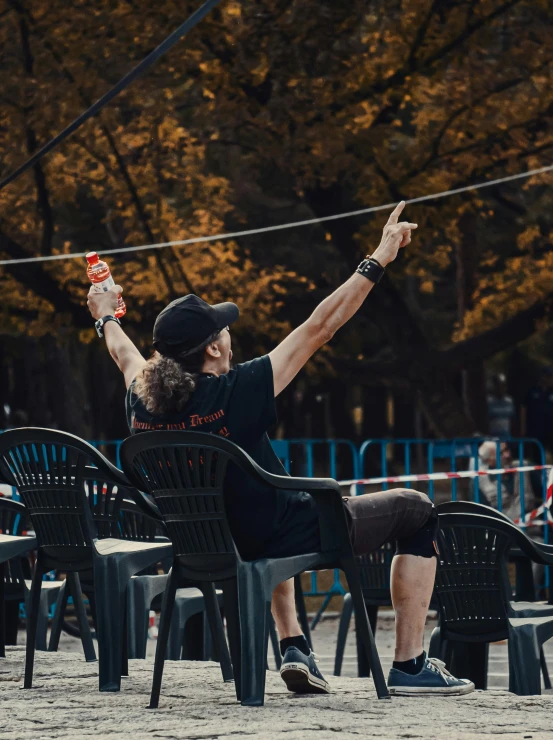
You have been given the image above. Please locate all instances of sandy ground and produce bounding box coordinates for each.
[1,615,552,740]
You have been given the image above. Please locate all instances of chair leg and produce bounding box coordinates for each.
[67,573,96,662]
[166,600,185,661]
[294,574,312,650]
[93,558,127,692]
[237,562,272,707]
[149,567,179,709]
[508,624,542,695]
[310,592,332,630]
[48,581,68,652]
[126,578,143,660]
[341,559,389,699]
[35,589,51,652]
[268,616,282,670]
[540,647,551,690]
[201,582,233,682]
[4,601,20,646]
[447,640,488,690]
[121,607,129,678]
[222,578,242,702]
[356,605,378,678]
[428,625,445,660]
[203,610,213,660]
[334,592,353,676]
[23,564,43,689]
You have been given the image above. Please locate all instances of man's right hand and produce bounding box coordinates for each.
[87,285,123,320]
[371,201,417,267]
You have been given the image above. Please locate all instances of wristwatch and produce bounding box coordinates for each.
[356,256,386,284]
[95,315,121,338]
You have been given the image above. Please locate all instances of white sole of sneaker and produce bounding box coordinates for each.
[388,681,476,697]
[280,663,331,694]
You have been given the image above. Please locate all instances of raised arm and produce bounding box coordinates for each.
[87,286,146,389]
[269,202,416,396]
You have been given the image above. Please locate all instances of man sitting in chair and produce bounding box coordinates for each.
[87,202,473,697]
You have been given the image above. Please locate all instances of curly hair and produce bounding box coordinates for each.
[134,348,205,415]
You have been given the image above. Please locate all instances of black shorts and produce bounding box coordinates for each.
[343,488,434,556]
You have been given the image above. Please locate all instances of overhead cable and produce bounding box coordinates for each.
[1,162,551,266]
[0,0,224,192]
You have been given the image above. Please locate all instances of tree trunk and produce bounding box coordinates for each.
[456,212,488,431]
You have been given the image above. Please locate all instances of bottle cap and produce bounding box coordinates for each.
[86,252,99,265]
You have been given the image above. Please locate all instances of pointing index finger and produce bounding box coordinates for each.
[387,201,405,225]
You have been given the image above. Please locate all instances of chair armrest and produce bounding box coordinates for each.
[0,497,27,513]
[127,489,163,521]
[262,474,349,555]
[529,539,553,564]
[83,465,162,520]
[232,449,349,553]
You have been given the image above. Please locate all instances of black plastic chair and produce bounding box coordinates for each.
[334,543,394,676]
[437,500,543,601]
[0,427,172,692]
[0,497,37,657]
[429,508,553,695]
[120,430,389,707]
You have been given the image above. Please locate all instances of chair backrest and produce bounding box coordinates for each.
[434,512,519,641]
[121,431,239,579]
[356,543,394,605]
[122,430,309,579]
[0,428,129,566]
[437,500,513,525]
[118,499,168,542]
[85,473,123,539]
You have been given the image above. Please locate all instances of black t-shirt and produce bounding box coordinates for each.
[125,355,320,560]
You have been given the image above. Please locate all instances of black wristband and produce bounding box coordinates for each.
[95,315,121,338]
[356,257,385,284]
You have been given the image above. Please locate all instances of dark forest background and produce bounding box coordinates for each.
[1,0,553,446]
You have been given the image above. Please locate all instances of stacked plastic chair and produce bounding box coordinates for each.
[0,428,172,691]
[430,502,553,695]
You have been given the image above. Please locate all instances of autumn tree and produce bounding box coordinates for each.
[1,0,553,440]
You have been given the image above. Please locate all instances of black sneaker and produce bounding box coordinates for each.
[280,646,331,694]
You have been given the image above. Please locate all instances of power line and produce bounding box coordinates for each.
[0,0,224,192]
[1,162,551,266]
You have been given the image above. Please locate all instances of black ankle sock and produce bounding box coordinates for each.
[280,635,311,657]
[393,651,426,675]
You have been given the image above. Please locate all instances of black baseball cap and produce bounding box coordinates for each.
[153,294,239,358]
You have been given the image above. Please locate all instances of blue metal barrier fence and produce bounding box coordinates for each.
[1,432,550,613]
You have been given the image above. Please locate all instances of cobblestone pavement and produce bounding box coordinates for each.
[1,614,552,740]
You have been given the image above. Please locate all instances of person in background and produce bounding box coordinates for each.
[522,368,553,453]
[477,441,539,526]
[487,374,515,438]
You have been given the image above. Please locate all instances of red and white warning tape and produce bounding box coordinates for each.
[514,479,553,528]
[338,464,551,488]
[340,465,553,529]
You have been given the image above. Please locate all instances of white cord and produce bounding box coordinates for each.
[1,162,551,266]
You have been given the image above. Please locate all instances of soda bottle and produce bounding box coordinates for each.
[86,252,126,318]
